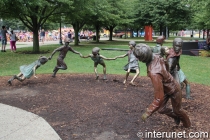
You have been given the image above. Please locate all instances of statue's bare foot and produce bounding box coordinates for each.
[95,76,99,80]
[129,82,136,86]
[123,80,126,84]
[8,80,12,85]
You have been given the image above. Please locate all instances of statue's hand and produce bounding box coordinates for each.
[177,66,180,71]
[48,56,52,60]
[141,112,149,121]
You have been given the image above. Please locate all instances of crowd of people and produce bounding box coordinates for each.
[0,25,97,52]
[1,28,95,42]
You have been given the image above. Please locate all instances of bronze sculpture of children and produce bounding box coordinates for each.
[133,43,191,128]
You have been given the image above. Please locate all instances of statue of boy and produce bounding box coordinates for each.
[161,46,191,99]
[8,56,48,85]
[133,43,191,128]
[81,47,117,80]
[48,38,82,77]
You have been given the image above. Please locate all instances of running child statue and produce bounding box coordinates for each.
[48,38,82,77]
[161,45,191,99]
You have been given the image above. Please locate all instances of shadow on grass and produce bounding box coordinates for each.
[17,50,51,54]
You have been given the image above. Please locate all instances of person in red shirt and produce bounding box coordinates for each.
[133,43,191,128]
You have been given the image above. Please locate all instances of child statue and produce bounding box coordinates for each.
[161,46,191,99]
[115,41,140,86]
[152,36,165,54]
[133,43,191,128]
[48,38,82,77]
[8,56,48,85]
[81,47,117,80]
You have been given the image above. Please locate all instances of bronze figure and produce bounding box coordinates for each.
[133,43,191,128]
[48,38,82,77]
[8,56,48,85]
[161,46,191,99]
[162,38,192,99]
[81,47,117,80]
[116,41,140,86]
[152,36,165,54]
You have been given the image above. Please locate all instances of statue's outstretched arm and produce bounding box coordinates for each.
[115,53,128,58]
[81,54,91,58]
[100,55,117,60]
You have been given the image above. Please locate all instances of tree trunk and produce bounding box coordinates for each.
[33,29,40,53]
[167,28,170,38]
[73,23,79,46]
[199,30,201,38]
[159,24,163,35]
[95,24,100,43]
[109,26,114,41]
[124,27,126,39]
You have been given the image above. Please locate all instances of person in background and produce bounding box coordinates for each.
[67,30,72,41]
[1,26,8,52]
[9,30,18,52]
[40,29,45,44]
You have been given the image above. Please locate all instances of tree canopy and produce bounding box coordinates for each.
[1,0,210,52]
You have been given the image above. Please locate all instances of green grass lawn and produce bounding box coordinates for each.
[1,39,210,86]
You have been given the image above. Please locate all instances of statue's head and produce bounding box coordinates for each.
[156,36,165,45]
[173,38,183,54]
[129,41,136,47]
[133,43,153,64]
[92,47,100,55]
[64,38,71,44]
[160,46,170,57]
[39,56,48,65]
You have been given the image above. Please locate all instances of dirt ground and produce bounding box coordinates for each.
[0,74,209,140]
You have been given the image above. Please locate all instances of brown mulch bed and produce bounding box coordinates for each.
[0,74,209,140]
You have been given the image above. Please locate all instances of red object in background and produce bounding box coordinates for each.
[144,26,153,41]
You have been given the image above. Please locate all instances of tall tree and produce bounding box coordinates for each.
[0,0,73,53]
[104,0,136,41]
[136,0,191,37]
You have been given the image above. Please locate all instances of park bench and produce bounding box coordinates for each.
[182,41,210,57]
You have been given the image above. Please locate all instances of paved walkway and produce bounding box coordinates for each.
[0,104,61,140]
